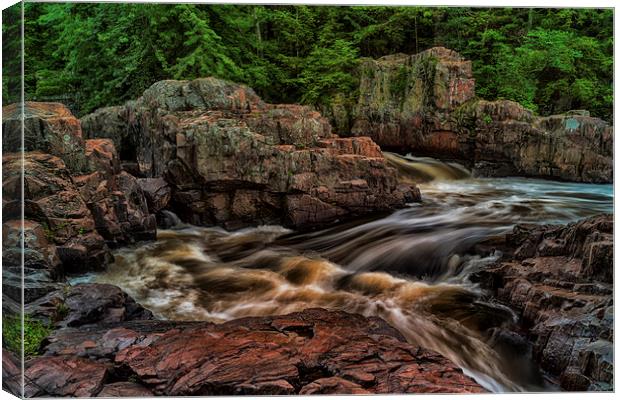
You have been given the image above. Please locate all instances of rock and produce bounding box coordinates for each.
[2,265,61,305]
[299,377,370,394]
[60,283,153,327]
[337,47,612,183]
[2,219,61,272]
[114,309,483,395]
[468,101,613,183]
[97,382,153,397]
[350,48,475,147]
[77,140,157,246]
[74,171,156,246]
[473,214,613,390]
[80,77,420,229]
[2,152,110,273]
[137,177,171,213]
[85,138,121,177]
[24,356,110,397]
[2,102,90,172]
[42,309,483,395]
[44,321,204,360]
[6,282,153,329]
[80,105,131,151]
[2,351,22,397]
[2,103,157,251]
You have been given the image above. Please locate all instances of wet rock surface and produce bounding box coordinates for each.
[336,47,612,183]
[473,214,613,390]
[36,308,483,396]
[80,77,420,229]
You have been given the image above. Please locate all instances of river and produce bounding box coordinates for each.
[90,152,613,393]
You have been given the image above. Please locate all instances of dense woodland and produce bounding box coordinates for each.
[2,4,613,121]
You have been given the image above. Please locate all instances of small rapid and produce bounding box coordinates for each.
[93,154,613,393]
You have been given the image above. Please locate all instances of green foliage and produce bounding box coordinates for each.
[299,39,359,106]
[2,315,52,357]
[2,3,22,105]
[16,5,612,121]
[54,302,70,322]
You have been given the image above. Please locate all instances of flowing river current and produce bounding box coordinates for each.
[91,152,613,393]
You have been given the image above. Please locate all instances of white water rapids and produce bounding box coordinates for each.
[89,153,613,392]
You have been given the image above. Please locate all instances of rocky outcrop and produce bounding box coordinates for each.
[457,100,613,182]
[3,152,110,271]
[347,48,475,146]
[35,308,483,396]
[473,215,613,390]
[335,47,612,183]
[1,104,157,318]
[2,102,90,172]
[80,77,420,229]
[26,283,153,328]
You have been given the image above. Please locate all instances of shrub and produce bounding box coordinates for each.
[2,315,52,356]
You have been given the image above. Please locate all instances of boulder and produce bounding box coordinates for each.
[85,138,121,177]
[473,214,613,390]
[80,77,420,229]
[2,219,61,272]
[350,47,475,147]
[78,141,157,245]
[1,116,157,306]
[59,283,153,327]
[2,102,90,172]
[137,177,171,213]
[468,100,613,182]
[41,309,483,395]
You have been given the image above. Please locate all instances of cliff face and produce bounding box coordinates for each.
[333,47,612,183]
[348,48,475,148]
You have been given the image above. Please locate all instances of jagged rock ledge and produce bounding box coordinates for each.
[473,214,613,391]
[3,308,484,396]
[79,77,419,229]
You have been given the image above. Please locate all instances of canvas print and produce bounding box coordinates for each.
[1,2,614,396]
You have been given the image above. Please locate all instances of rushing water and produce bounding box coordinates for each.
[94,152,613,393]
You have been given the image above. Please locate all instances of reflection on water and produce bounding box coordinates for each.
[95,155,613,393]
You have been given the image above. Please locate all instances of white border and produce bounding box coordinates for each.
[0,1,617,400]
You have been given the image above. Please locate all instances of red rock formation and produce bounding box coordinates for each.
[2,152,109,273]
[80,77,420,229]
[24,356,111,397]
[1,105,157,310]
[38,309,484,396]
